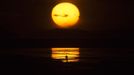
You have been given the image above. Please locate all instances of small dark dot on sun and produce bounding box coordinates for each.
[54,14,58,16]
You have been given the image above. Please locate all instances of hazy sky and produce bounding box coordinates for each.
[1,0,132,35]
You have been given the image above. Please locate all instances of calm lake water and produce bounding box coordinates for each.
[0,48,133,75]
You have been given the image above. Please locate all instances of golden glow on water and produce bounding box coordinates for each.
[51,2,80,28]
[51,48,80,62]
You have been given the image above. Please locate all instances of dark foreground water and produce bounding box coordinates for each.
[0,48,134,75]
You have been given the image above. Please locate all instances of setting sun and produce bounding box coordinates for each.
[52,2,80,28]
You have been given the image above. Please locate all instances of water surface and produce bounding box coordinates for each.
[0,48,133,75]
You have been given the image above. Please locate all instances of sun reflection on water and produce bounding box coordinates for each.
[51,48,80,63]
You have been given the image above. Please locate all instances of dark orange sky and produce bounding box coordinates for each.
[0,0,133,47]
[1,0,132,33]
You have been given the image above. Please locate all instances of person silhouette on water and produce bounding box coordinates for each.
[65,54,68,62]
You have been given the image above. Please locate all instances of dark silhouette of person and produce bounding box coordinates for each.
[65,55,68,62]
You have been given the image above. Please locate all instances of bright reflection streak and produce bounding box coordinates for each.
[51,48,80,63]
